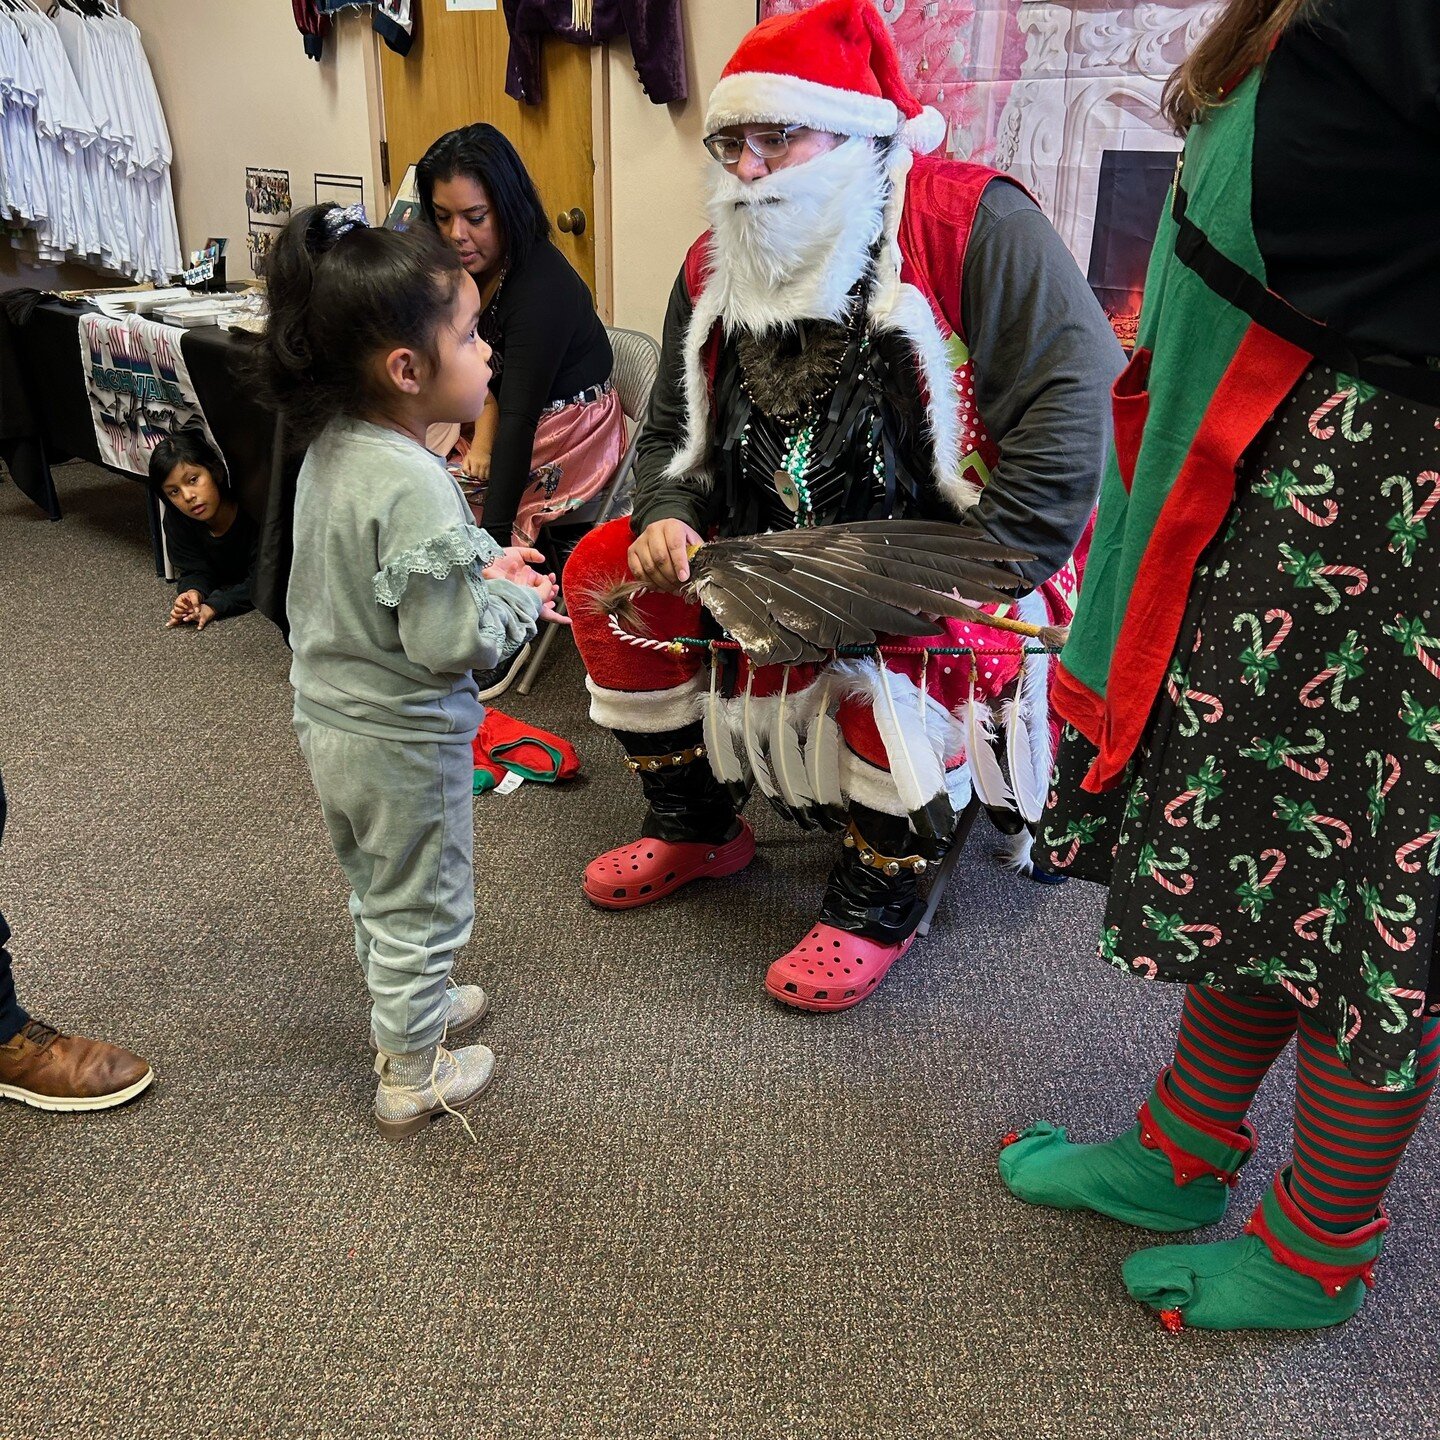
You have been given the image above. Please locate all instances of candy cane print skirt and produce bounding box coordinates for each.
[1042,361,1440,1090]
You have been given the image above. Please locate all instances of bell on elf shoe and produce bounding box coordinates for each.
[582,723,755,910]
[1122,1168,1388,1332]
[765,808,928,1012]
[998,1069,1257,1232]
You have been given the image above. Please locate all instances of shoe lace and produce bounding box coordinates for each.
[19,1018,61,1050]
[429,1043,478,1146]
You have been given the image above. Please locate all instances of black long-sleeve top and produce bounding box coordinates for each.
[480,238,613,546]
[1253,0,1440,359]
[163,505,258,621]
[632,180,1123,592]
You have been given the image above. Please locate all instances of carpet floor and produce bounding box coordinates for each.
[1,464,1435,1440]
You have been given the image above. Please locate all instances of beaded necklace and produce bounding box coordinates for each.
[772,417,818,523]
[736,315,856,526]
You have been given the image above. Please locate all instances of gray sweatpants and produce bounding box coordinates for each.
[295,713,474,1054]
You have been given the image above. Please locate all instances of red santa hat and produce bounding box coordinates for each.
[705,0,947,155]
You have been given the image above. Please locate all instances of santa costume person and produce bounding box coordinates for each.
[566,0,1119,1009]
[1001,0,1440,1332]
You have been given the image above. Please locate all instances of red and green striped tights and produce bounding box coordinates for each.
[1167,985,1438,1233]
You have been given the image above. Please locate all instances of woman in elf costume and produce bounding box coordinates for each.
[1001,0,1440,1332]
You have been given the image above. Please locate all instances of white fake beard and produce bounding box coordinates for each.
[702,137,890,335]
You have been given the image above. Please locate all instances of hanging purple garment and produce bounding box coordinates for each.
[502,0,687,107]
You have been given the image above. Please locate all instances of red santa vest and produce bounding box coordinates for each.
[682,155,1017,502]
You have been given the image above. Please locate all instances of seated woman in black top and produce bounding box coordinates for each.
[147,429,257,631]
[417,124,625,556]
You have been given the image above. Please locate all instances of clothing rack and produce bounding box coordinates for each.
[0,2,122,15]
[44,3,123,17]
[3,0,179,281]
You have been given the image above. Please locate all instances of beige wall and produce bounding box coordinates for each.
[127,0,381,281]
[604,1,754,339]
[0,255,112,295]
[113,0,748,318]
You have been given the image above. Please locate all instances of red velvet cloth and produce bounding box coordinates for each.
[473,707,582,788]
[292,0,330,57]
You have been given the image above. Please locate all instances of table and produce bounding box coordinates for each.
[0,297,294,632]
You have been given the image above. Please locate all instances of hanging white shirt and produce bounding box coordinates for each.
[13,8,102,262]
[0,15,49,234]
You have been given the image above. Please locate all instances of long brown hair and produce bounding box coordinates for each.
[1162,0,1314,132]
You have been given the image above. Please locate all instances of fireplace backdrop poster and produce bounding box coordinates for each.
[757,1,1222,344]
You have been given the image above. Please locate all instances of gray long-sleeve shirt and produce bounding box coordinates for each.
[631,179,1124,591]
[288,417,543,744]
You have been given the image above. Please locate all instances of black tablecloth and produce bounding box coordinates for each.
[0,298,294,633]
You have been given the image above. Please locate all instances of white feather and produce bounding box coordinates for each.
[769,669,816,815]
[803,674,845,816]
[741,672,780,800]
[1002,699,1045,824]
[703,654,748,791]
[1002,651,1052,824]
[994,826,1036,876]
[873,659,950,820]
[963,675,1014,811]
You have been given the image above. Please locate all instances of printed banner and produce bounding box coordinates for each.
[79,313,214,474]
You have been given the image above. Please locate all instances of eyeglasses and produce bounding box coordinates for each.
[703,126,806,166]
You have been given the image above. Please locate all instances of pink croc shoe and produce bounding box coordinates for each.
[764,924,916,1012]
[582,822,756,910]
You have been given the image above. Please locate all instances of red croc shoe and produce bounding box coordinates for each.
[582,822,756,910]
[765,924,916,1012]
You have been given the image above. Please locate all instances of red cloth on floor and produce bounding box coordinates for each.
[473,708,582,789]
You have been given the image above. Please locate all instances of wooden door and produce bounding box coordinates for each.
[377,6,596,292]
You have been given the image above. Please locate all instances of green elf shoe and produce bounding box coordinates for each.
[1122,1169,1388,1332]
[998,1072,1255,1233]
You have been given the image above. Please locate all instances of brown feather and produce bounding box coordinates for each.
[779,549,1024,609]
[585,524,1055,664]
[576,576,651,636]
[685,521,1039,662]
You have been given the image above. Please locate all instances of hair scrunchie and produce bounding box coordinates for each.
[322,202,369,242]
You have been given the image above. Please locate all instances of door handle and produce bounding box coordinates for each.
[556,207,587,236]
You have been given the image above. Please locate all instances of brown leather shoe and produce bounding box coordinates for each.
[0,1018,153,1112]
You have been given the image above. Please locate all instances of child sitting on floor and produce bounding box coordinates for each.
[147,429,257,631]
[255,201,562,1140]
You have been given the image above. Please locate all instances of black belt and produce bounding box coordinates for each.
[1171,176,1440,409]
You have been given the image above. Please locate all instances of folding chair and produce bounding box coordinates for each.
[916,798,982,936]
[515,325,662,696]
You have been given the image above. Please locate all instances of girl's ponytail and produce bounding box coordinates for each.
[254,202,464,447]
[256,205,332,410]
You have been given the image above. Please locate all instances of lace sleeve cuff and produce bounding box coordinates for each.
[373,523,504,608]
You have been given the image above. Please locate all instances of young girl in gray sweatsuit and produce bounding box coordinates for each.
[258,203,558,1138]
